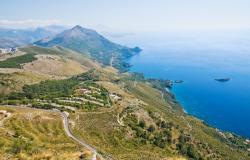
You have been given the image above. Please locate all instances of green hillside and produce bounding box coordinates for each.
[0,106,85,159]
[1,68,250,159]
[34,25,141,72]
[0,53,37,68]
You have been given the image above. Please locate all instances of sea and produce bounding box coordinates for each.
[107,30,250,138]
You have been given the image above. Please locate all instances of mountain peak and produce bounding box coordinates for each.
[71,25,95,32]
[66,25,97,37]
[72,25,83,30]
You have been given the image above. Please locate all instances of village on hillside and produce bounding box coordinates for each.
[0,47,18,55]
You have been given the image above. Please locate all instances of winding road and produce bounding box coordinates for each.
[60,111,99,160]
[2,105,104,160]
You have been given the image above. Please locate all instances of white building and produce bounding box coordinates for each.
[0,48,18,54]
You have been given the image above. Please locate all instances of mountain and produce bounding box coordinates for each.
[0,26,67,48]
[34,25,141,71]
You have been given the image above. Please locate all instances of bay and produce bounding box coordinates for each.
[108,31,250,138]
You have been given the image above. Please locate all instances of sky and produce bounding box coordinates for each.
[1,0,250,32]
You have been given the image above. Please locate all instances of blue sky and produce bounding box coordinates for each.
[1,0,250,32]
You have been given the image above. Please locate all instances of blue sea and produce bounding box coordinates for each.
[108,30,250,138]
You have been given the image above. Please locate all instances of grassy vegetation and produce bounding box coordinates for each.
[20,46,98,69]
[20,46,67,55]
[0,53,37,68]
[0,72,49,95]
[0,106,83,160]
[1,70,111,111]
[68,70,250,160]
[71,111,176,160]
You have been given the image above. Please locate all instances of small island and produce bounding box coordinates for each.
[175,80,184,83]
[215,78,231,82]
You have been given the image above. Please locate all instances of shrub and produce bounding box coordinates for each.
[10,137,32,154]
[148,125,156,132]
[139,120,146,128]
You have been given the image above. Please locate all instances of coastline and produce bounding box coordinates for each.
[172,81,250,140]
[126,52,249,140]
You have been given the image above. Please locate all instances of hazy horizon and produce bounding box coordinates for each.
[1,0,250,33]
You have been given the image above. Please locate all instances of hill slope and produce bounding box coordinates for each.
[0,46,98,94]
[34,25,141,71]
[0,68,250,159]
[0,106,86,159]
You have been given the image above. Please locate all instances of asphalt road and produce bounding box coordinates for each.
[60,111,98,160]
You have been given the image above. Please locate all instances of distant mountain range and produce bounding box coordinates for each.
[0,25,67,48]
[34,25,141,71]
